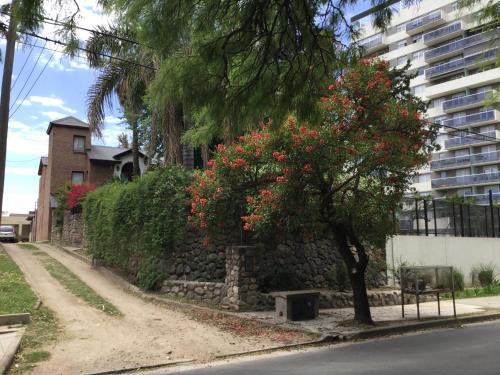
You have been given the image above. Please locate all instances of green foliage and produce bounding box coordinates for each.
[453,269,465,292]
[83,166,192,290]
[471,263,497,287]
[53,182,71,228]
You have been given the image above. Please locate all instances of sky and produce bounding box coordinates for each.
[0,0,126,214]
[0,0,372,215]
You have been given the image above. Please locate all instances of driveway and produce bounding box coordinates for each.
[4,243,277,375]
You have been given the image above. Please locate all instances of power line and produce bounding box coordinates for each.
[11,40,36,89]
[9,46,58,119]
[436,122,500,143]
[8,39,47,111]
[6,157,39,163]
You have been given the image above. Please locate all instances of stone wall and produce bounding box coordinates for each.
[52,210,84,248]
[160,280,227,305]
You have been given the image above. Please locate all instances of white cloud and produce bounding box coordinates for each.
[104,116,123,125]
[69,60,90,70]
[16,99,32,106]
[40,111,69,120]
[29,95,77,113]
[9,120,31,131]
[7,127,48,156]
[1,192,37,214]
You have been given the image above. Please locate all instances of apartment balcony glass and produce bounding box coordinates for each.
[406,10,443,34]
[425,48,498,80]
[425,32,492,62]
[464,192,500,204]
[441,110,496,129]
[432,172,500,188]
[423,22,462,45]
[431,150,500,170]
[359,34,384,52]
[443,91,493,113]
[444,130,498,149]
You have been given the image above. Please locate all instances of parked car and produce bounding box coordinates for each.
[0,225,17,242]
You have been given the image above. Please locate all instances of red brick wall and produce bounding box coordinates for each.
[88,162,116,186]
[48,126,91,193]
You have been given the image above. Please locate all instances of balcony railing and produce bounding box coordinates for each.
[359,35,384,52]
[425,48,498,79]
[441,110,496,129]
[423,22,462,45]
[431,150,500,170]
[464,192,500,204]
[425,32,492,62]
[406,10,443,34]
[443,91,492,112]
[444,130,498,149]
[432,171,500,188]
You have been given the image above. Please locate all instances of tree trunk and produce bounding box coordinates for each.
[163,103,183,165]
[332,226,374,325]
[132,120,141,177]
[201,144,209,169]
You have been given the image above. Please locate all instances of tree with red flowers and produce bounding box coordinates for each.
[188,60,439,324]
[67,184,96,210]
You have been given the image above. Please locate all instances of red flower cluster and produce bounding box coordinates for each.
[67,184,95,209]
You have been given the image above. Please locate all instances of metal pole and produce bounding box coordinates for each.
[452,202,457,237]
[489,190,495,237]
[0,5,17,224]
[433,199,438,236]
[415,198,420,236]
[485,206,489,237]
[423,199,429,236]
[460,204,464,237]
[468,204,472,237]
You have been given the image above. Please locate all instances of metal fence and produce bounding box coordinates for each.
[396,192,500,237]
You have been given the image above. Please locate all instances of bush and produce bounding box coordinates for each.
[83,166,192,290]
[453,269,465,291]
[471,263,497,287]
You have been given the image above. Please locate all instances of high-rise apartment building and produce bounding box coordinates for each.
[352,0,499,204]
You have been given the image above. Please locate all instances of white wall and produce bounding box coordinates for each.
[386,235,500,286]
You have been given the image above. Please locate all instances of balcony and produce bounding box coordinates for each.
[441,110,497,130]
[444,130,500,149]
[431,150,500,171]
[443,90,494,113]
[425,32,494,63]
[406,10,445,35]
[359,34,385,53]
[425,48,498,80]
[464,192,500,204]
[423,22,463,46]
[432,171,500,189]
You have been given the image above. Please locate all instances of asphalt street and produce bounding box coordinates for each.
[156,320,500,375]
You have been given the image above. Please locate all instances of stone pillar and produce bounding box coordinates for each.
[225,246,259,311]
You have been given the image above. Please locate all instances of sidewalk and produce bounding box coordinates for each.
[240,296,500,336]
[0,326,25,375]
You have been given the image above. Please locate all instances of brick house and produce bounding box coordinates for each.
[33,116,146,241]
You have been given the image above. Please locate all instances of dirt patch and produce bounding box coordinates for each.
[4,244,313,374]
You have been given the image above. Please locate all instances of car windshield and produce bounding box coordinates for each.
[0,226,14,232]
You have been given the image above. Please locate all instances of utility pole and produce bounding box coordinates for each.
[0,3,17,224]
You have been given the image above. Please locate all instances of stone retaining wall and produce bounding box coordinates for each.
[160,280,228,305]
[51,210,84,248]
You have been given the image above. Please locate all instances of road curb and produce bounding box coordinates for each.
[0,328,25,375]
[345,312,500,340]
[0,313,30,325]
[83,359,196,375]
[54,244,91,265]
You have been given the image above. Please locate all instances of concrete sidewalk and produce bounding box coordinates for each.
[0,326,25,375]
[240,296,500,335]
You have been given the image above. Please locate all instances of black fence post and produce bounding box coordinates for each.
[468,204,472,237]
[433,199,438,236]
[452,202,457,237]
[415,198,420,236]
[460,204,464,237]
[424,199,429,236]
[489,190,495,237]
[497,207,500,238]
[485,206,489,237]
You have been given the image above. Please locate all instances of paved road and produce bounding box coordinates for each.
[154,321,500,375]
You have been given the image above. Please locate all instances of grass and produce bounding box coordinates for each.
[0,246,59,373]
[40,257,122,316]
[442,284,500,299]
[16,243,39,251]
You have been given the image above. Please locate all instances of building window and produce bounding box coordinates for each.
[71,171,84,185]
[73,136,85,152]
[412,50,425,61]
[412,34,422,44]
[396,24,405,33]
[397,40,407,49]
[412,84,426,96]
[397,55,408,65]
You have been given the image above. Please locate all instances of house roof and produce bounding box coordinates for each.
[1,216,30,225]
[87,145,146,163]
[38,156,48,176]
[46,116,89,134]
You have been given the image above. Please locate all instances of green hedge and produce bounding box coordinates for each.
[83,166,192,290]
